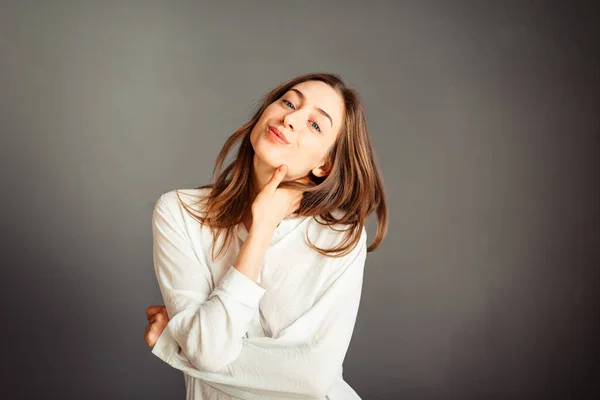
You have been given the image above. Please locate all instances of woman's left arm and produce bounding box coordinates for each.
[152,229,368,400]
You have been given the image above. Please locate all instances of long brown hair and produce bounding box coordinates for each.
[178,72,387,261]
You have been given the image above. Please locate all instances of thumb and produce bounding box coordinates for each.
[146,305,165,320]
[266,165,287,190]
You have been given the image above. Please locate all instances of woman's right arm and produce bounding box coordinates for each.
[151,192,267,372]
[151,165,301,373]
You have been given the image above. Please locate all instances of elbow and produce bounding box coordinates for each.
[188,356,223,373]
[170,317,245,373]
[184,344,241,373]
[308,377,335,399]
[305,362,340,398]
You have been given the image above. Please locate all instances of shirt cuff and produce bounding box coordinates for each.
[151,323,179,363]
[215,266,266,308]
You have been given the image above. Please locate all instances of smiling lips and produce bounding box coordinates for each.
[268,126,290,144]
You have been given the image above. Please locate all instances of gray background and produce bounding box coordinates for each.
[1,1,598,399]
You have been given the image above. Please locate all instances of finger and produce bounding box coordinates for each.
[144,326,155,347]
[146,305,165,320]
[146,305,163,319]
[145,329,158,348]
[266,165,287,191]
[147,322,163,335]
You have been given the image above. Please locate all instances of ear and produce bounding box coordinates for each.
[311,160,332,178]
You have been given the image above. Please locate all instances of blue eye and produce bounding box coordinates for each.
[282,99,295,110]
[310,121,321,132]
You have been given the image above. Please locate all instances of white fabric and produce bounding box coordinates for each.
[151,188,366,399]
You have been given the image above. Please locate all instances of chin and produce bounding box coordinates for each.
[252,143,282,169]
[251,136,284,168]
[253,151,282,171]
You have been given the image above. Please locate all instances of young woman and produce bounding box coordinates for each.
[144,73,387,399]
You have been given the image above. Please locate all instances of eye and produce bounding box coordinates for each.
[310,121,321,133]
[282,99,295,110]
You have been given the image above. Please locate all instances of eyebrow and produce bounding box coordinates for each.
[289,88,334,128]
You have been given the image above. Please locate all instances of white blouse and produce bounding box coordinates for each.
[150,188,367,399]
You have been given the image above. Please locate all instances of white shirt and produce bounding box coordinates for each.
[150,188,367,399]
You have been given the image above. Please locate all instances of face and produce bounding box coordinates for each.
[250,80,345,181]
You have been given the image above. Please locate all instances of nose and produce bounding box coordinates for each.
[282,109,302,131]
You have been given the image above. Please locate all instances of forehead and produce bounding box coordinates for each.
[288,81,345,129]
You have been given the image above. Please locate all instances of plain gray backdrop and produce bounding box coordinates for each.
[1,1,598,399]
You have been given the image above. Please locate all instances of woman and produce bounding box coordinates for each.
[144,73,387,399]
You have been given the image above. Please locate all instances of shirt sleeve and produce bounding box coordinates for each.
[151,208,368,400]
[150,192,266,373]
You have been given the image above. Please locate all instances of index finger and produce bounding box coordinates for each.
[266,165,288,192]
[146,305,165,319]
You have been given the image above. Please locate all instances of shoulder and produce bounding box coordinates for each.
[158,187,211,206]
[153,187,212,223]
[306,209,367,256]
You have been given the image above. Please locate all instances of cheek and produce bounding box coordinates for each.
[251,108,275,140]
[260,105,280,121]
[249,125,259,146]
[297,137,331,163]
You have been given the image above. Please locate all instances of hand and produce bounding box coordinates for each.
[145,305,169,349]
[251,165,303,231]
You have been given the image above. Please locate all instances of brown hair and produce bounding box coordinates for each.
[178,72,387,261]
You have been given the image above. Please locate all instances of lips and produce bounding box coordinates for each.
[268,126,290,144]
